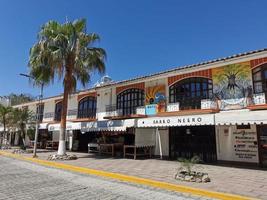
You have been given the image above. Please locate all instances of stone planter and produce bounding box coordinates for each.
[47,154,78,161]
[175,170,210,183]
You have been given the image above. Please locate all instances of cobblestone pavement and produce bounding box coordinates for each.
[19,150,267,200]
[0,156,211,200]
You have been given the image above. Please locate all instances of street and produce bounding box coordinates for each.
[0,156,210,200]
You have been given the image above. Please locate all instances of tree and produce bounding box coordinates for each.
[28,19,106,155]
[8,93,35,106]
[11,108,35,149]
[0,104,13,146]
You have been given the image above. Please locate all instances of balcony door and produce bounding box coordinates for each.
[117,88,144,116]
[78,96,97,118]
[252,63,267,99]
[54,101,62,121]
[169,77,213,110]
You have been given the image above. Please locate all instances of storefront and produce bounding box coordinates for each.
[137,114,216,162]
[48,122,81,150]
[77,119,136,154]
[215,109,267,167]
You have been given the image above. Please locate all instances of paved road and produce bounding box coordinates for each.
[0,156,213,200]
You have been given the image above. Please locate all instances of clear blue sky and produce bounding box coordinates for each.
[1,0,267,98]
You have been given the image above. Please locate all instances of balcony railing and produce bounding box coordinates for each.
[105,104,122,117]
[201,99,218,109]
[252,93,266,105]
[44,112,54,119]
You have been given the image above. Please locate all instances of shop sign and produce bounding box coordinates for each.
[137,114,214,127]
[48,124,73,131]
[97,120,124,128]
[233,131,259,162]
[145,104,158,115]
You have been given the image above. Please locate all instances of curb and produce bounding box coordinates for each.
[0,151,258,200]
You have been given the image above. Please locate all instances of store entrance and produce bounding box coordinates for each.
[258,125,267,167]
[169,126,217,163]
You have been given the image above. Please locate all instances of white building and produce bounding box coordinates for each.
[12,48,267,167]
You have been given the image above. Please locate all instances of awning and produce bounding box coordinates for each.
[48,122,81,131]
[81,119,135,132]
[137,114,215,128]
[215,109,267,125]
[39,123,48,130]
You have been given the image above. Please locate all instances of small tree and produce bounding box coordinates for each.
[177,156,201,174]
[11,108,35,149]
[0,104,13,146]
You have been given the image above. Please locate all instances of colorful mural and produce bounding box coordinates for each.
[212,61,253,110]
[145,85,166,113]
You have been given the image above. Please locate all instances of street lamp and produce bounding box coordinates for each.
[20,73,44,158]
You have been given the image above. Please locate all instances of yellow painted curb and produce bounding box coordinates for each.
[0,151,258,200]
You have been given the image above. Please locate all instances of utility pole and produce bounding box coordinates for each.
[20,73,44,158]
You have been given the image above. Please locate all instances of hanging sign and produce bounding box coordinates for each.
[137,114,214,127]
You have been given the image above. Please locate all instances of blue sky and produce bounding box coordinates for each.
[1,0,267,98]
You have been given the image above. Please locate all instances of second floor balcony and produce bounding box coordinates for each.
[104,99,218,120]
[43,108,97,123]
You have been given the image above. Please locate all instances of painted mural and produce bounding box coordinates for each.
[212,61,253,110]
[145,85,166,113]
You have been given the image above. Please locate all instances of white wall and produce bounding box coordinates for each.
[135,128,156,147]
[96,87,115,120]
[216,125,259,163]
[135,128,169,157]
[43,100,56,122]
[67,94,78,120]
[52,131,59,142]
[155,128,169,157]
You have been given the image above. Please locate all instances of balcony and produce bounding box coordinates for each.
[247,93,267,110]
[156,101,218,117]
[104,104,146,120]
[103,100,219,119]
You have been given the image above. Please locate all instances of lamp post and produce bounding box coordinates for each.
[20,73,44,158]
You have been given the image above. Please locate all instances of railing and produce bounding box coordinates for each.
[44,112,54,119]
[252,93,266,105]
[105,104,122,117]
[67,109,78,116]
[201,99,217,109]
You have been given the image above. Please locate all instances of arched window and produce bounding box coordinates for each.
[117,88,144,116]
[54,101,62,121]
[78,96,97,118]
[169,77,213,110]
[252,63,267,95]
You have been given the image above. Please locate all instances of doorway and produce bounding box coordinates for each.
[258,125,267,167]
[169,126,217,163]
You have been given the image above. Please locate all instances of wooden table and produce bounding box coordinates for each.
[123,145,154,159]
[45,141,59,150]
[28,140,41,148]
[99,143,123,157]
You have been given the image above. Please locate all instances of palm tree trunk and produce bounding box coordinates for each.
[57,89,68,155]
[57,65,72,155]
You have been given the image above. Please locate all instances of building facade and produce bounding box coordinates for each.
[10,49,267,167]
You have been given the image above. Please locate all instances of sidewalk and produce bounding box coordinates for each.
[4,149,267,199]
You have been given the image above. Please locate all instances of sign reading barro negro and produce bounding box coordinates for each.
[137,114,214,127]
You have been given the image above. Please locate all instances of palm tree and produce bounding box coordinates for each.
[11,108,35,149]
[28,19,106,155]
[0,104,13,146]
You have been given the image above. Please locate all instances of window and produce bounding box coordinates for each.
[252,64,267,94]
[36,104,44,122]
[78,96,97,118]
[169,77,213,110]
[117,88,144,115]
[54,101,62,121]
